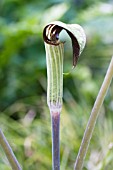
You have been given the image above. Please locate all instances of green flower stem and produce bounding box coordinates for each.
[74,56,113,170]
[0,129,22,170]
[45,42,64,170]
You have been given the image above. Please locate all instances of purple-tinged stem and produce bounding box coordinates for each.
[51,111,60,170]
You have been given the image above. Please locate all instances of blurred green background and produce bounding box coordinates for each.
[0,0,113,169]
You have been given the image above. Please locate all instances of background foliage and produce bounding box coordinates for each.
[0,0,113,169]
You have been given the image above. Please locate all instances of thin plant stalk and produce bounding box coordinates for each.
[51,111,60,170]
[0,129,22,170]
[74,56,113,170]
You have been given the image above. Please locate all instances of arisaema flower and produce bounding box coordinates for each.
[43,21,86,170]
